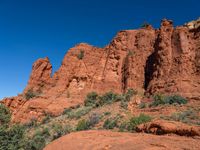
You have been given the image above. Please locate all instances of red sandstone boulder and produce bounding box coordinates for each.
[136,119,200,136]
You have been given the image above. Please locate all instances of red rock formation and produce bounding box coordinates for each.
[24,57,52,93]
[44,130,200,150]
[147,19,200,100]
[136,119,200,136]
[1,19,200,123]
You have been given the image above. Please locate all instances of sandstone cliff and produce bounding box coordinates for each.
[1,19,200,123]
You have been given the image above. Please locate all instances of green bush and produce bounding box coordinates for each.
[84,92,99,107]
[25,89,37,100]
[104,112,111,116]
[88,113,100,127]
[77,50,84,60]
[25,118,38,128]
[124,89,136,101]
[119,121,130,132]
[139,102,146,109]
[76,119,90,131]
[41,114,52,124]
[164,109,200,125]
[0,104,11,125]
[25,128,50,150]
[128,114,152,131]
[66,106,92,119]
[98,91,118,106]
[150,94,188,107]
[103,117,118,129]
[52,124,72,140]
[0,124,26,150]
[120,89,136,109]
[164,95,187,105]
[63,107,72,115]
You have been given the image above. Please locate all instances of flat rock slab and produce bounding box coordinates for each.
[44,130,200,150]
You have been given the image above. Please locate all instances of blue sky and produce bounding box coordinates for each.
[0,0,199,99]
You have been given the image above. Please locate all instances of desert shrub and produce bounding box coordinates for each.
[124,89,136,101]
[41,114,52,124]
[120,89,136,109]
[104,112,111,116]
[88,113,100,127]
[139,102,146,109]
[150,94,165,107]
[25,117,38,128]
[98,91,118,106]
[66,106,92,119]
[150,94,188,107]
[120,100,129,109]
[128,114,152,131]
[0,104,11,125]
[164,109,200,125]
[62,107,72,115]
[119,121,130,132]
[25,128,50,150]
[164,95,187,105]
[52,124,72,140]
[25,89,37,100]
[77,50,84,60]
[84,92,99,107]
[0,124,26,150]
[103,117,119,129]
[76,119,90,131]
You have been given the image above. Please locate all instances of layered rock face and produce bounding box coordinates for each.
[1,19,200,123]
[146,20,200,99]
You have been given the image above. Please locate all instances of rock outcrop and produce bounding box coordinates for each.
[136,119,200,136]
[1,18,200,123]
[44,130,200,150]
[24,57,52,93]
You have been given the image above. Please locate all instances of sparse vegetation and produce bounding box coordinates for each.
[25,117,38,128]
[103,116,119,129]
[161,109,200,125]
[84,89,136,109]
[76,119,90,131]
[98,91,119,106]
[128,114,152,131]
[77,50,84,60]
[25,128,50,150]
[150,94,187,107]
[119,114,152,132]
[0,124,26,150]
[25,89,38,100]
[139,102,146,109]
[120,89,137,109]
[65,106,93,119]
[52,124,72,140]
[84,92,98,107]
[88,113,100,127]
[0,89,192,149]
[104,112,111,116]
[0,104,11,125]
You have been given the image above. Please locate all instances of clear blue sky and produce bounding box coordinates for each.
[0,0,199,99]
